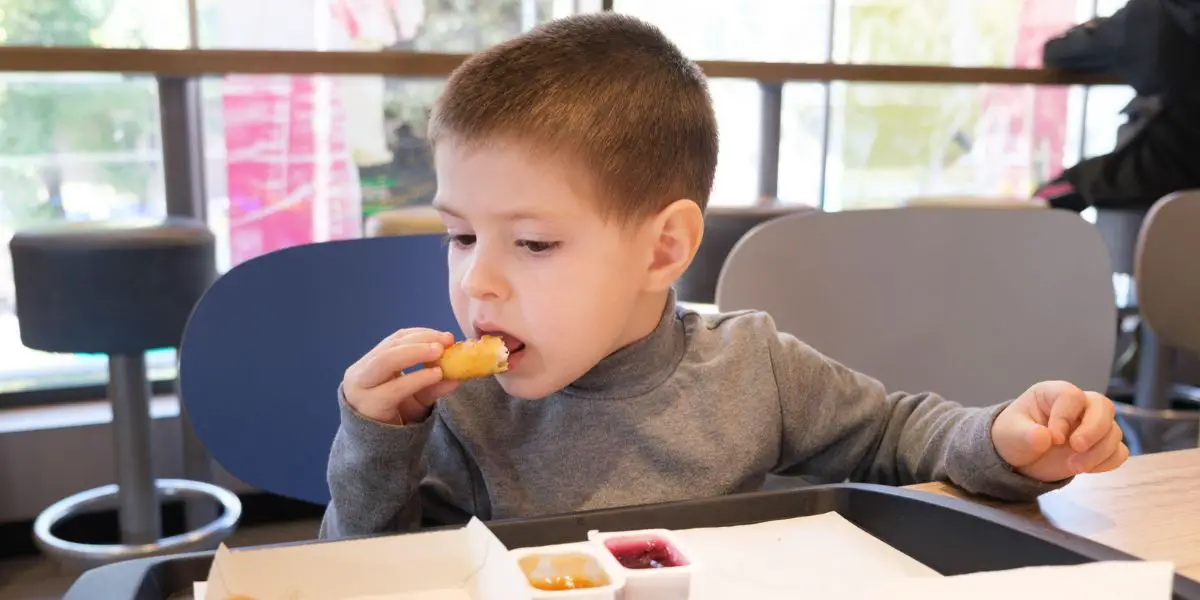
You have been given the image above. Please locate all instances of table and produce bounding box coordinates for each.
[908,448,1200,580]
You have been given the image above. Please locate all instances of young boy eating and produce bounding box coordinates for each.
[320,13,1127,539]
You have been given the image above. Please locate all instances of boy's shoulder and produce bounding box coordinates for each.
[677,304,827,371]
[679,305,783,359]
[678,302,783,340]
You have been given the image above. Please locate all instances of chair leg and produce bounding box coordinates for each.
[1130,327,1177,455]
[180,403,219,531]
[108,354,162,544]
[1134,326,1175,411]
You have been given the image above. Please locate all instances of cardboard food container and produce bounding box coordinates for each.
[199,518,530,600]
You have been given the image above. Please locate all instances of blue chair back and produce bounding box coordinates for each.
[179,235,457,504]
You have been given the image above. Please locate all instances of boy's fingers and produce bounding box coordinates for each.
[415,379,459,408]
[361,366,444,415]
[357,342,445,389]
[1045,386,1087,446]
[1071,422,1123,473]
[370,328,452,354]
[993,411,1052,468]
[1087,442,1130,474]
[1069,392,1117,452]
[396,398,434,425]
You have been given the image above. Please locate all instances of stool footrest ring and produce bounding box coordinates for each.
[33,478,242,570]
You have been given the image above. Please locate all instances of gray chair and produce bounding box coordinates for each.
[8,218,240,569]
[675,206,814,304]
[1124,191,1200,453]
[716,207,1116,407]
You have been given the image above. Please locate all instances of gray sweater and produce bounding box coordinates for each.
[320,300,1061,539]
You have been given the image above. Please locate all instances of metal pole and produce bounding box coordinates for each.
[158,71,219,529]
[158,76,209,222]
[817,0,838,210]
[109,354,161,544]
[757,82,783,205]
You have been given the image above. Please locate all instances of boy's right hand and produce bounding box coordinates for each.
[342,328,460,426]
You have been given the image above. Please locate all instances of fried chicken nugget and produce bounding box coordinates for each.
[433,336,510,381]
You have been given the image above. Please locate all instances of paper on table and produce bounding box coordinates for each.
[611,512,1174,600]
[664,512,941,599]
[865,560,1174,600]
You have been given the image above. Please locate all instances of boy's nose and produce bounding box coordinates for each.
[461,254,510,301]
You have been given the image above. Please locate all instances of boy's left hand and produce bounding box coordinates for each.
[991,381,1129,483]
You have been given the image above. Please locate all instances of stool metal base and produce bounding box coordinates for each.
[33,479,242,571]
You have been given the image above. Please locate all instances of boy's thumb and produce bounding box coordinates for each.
[995,412,1053,467]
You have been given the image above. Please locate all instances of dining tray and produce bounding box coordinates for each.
[63,482,1200,599]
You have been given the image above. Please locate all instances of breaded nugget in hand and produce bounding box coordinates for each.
[433,336,510,381]
[341,328,461,426]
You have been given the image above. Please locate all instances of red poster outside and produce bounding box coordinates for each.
[975,0,1076,191]
[222,74,362,267]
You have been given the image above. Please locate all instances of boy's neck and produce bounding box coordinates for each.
[565,289,684,399]
[621,289,673,350]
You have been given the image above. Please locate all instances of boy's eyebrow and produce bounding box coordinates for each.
[432,201,462,219]
[432,202,552,222]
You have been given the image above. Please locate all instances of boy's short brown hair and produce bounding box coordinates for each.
[428,13,718,220]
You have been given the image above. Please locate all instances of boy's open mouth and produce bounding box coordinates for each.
[477,329,526,356]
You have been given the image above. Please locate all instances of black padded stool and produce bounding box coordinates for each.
[8,218,240,568]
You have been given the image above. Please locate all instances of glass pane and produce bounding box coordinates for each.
[0,74,175,394]
[202,74,446,271]
[833,0,1089,67]
[1082,85,1138,160]
[823,82,1083,210]
[0,0,190,48]
[778,83,828,207]
[709,79,762,208]
[197,0,585,51]
[202,74,773,262]
[1096,0,1131,18]
[614,0,832,62]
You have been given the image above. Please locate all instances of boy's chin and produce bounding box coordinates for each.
[494,372,565,400]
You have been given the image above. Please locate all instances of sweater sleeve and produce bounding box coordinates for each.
[319,390,479,539]
[768,331,1067,501]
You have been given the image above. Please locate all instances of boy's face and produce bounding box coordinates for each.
[433,140,656,399]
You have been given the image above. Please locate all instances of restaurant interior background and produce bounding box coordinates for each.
[0,0,1135,401]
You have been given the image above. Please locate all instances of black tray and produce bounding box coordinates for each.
[65,483,1200,600]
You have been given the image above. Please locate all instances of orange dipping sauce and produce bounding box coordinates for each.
[518,552,611,591]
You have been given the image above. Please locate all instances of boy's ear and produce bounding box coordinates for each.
[643,199,704,292]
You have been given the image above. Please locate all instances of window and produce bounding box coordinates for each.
[0,0,189,396]
[616,0,834,208]
[197,0,591,270]
[0,0,1135,398]
[621,0,1108,210]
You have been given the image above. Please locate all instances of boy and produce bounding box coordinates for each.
[321,13,1127,539]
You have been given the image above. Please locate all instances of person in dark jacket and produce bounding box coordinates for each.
[1036,0,1200,212]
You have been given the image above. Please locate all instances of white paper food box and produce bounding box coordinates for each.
[201,518,530,600]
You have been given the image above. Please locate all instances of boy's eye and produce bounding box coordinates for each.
[517,240,560,254]
[446,234,476,248]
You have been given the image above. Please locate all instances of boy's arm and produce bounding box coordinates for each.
[769,332,1065,501]
[319,392,478,539]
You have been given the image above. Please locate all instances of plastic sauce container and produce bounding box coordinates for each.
[588,529,697,600]
[509,543,627,599]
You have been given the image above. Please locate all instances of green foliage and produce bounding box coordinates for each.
[0,0,158,229]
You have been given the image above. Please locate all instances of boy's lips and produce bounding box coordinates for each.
[474,325,526,354]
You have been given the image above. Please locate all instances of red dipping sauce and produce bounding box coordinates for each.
[604,537,689,570]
